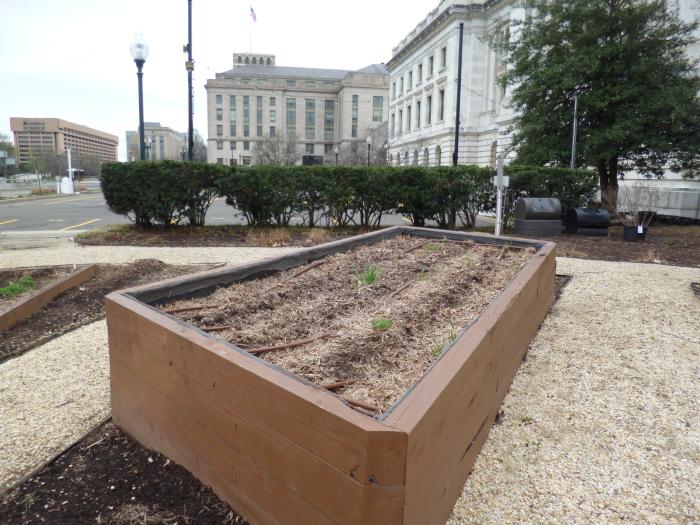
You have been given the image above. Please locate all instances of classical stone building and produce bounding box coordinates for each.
[387,0,518,168]
[205,53,389,165]
[125,122,185,161]
[10,117,118,166]
[387,0,700,172]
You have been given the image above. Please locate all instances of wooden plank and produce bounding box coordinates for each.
[106,296,407,489]
[0,264,97,332]
[111,359,405,524]
[383,243,556,525]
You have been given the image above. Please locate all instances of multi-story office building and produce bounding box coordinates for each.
[126,122,185,161]
[10,117,118,166]
[205,53,389,165]
[387,0,517,168]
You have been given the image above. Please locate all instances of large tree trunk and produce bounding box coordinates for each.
[598,157,619,213]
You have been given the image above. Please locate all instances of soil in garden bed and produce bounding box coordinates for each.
[0,421,245,525]
[0,260,204,365]
[0,266,75,310]
[163,236,536,413]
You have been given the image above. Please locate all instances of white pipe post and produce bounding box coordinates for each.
[495,155,504,236]
[67,147,75,194]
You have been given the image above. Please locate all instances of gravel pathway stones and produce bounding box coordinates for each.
[449,258,700,524]
[0,321,109,489]
[0,243,297,269]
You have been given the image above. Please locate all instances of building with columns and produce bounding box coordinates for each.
[125,122,185,161]
[387,0,518,168]
[205,53,389,165]
[387,0,699,174]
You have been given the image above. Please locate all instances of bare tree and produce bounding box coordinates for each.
[192,133,208,162]
[253,133,301,165]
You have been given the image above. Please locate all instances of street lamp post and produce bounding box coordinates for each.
[366,136,372,166]
[334,146,339,166]
[130,33,149,161]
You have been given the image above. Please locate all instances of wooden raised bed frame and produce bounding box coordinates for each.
[106,226,556,525]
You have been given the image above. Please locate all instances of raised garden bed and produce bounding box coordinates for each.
[106,226,556,525]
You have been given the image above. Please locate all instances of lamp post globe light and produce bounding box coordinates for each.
[130,33,149,161]
[366,135,372,166]
[334,146,339,166]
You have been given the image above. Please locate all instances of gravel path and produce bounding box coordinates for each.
[450,258,700,524]
[0,321,109,489]
[0,243,297,268]
[2,254,698,524]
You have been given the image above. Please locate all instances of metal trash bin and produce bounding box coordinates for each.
[563,208,610,236]
[513,198,562,236]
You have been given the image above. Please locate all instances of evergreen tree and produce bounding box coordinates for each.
[503,0,700,210]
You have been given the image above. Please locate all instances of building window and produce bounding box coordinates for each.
[407,105,412,132]
[230,158,237,166]
[324,143,333,154]
[286,98,296,136]
[438,89,445,121]
[243,96,250,137]
[256,96,263,137]
[217,140,223,149]
[424,148,429,166]
[398,109,403,136]
[408,71,413,90]
[372,96,384,122]
[305,143,314,154]
[416,100,421,128]
[242,157,251,165]
[413,150,419,165]
[418,64,423,83]
[286,79,296,87]
[216,124,223,137]
[270,96,276,107]
[230,141,236,150]
[217,157,224,164]
[435,145,442,166]
[229,96,236,137]
[427,95,432,124]
[269,108,276,124]
[441,46,447,68]
[270,125,276,137]
[305,98,315,141]
[351,95,359,138]
[324,100,334,141]
[392,82,396,99]
[391,113,395,137]
[216,95,222,105]
[216,108,223,121]
[399,77,404,95]
[428,56,434,76]
[243,141,250,150]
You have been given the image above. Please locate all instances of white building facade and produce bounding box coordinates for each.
[205,54,389,165]
[387,0,521,168]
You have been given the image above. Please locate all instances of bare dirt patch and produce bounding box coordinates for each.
[0,260,203,364]
[0,422,244,525]
[163,236,535,413]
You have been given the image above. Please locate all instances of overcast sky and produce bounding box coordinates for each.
[1,0,434,160]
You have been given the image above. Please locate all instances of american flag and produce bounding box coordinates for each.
[250,6,257,22]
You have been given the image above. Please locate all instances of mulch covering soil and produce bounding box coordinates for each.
[0,422,245,525]
[163,236,535,413]
[534,224,699,268]
[0,260,202,364]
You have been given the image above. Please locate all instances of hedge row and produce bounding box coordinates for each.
[101,161,598,228]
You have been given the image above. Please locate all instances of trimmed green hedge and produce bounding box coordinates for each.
[101,161,597,229]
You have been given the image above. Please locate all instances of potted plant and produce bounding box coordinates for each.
[617,183,659,241]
